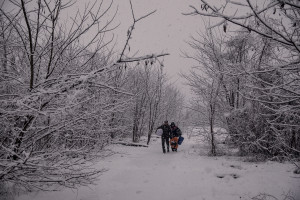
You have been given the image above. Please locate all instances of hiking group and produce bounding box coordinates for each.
[156,121,183,153]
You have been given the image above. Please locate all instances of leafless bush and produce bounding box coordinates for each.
[252,191,295,200]
[183,0,300,159]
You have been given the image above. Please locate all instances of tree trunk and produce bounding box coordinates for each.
[210,104,216,156]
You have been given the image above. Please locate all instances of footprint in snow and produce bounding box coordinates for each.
[216,174,225,179]
[216,173,240,179]
[230,173,240,179]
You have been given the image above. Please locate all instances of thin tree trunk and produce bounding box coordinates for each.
[210,104,216,156]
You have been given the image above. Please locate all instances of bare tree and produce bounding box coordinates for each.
[146,64,164,145]
[182,28,229,155]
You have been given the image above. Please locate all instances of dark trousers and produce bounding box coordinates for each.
[161,136,169,152]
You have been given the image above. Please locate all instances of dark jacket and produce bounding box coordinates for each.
[171,126,182,138]
[157,124,171,138]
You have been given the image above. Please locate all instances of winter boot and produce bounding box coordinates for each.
[163,149,166,153]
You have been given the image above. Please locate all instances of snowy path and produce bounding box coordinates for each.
[17,135,300,200]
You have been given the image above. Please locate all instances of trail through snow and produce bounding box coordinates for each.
[17,133,300,200]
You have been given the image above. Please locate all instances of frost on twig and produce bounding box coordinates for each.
[118,0,169,63]
[185,0,300,52]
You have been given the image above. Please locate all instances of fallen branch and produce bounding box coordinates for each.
[113,141,149,147]
[117,53,169,63]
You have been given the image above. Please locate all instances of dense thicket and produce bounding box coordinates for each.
[184,0,300,159]
[0,0,183,191]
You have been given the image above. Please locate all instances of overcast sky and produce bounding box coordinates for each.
[106,0,208,96]
[3,0,265,97]
[106,0,262,97]
[3,0,222,97]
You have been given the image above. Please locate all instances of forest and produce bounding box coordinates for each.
[0,0,184,191]
[0,0,299,197]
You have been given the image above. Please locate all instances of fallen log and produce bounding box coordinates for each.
[113,141,149,148]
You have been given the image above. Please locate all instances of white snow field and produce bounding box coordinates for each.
[17,131,300,200]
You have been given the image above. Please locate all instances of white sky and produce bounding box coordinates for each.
[2,0,267,97]
[2,0,226,97]
[106,0,264,97]
[105,0,209,96]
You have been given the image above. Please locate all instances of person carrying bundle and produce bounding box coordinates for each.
[170,122,182,152]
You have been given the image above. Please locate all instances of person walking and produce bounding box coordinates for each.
[170,122,182,152]
[157,120,171,153]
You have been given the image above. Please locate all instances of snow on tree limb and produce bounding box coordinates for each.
[0,0,170,191]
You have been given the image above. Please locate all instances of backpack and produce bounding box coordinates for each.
[173,127,182,137]
[177,128,182,136]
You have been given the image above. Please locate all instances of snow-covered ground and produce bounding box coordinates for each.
[16,130,300,200]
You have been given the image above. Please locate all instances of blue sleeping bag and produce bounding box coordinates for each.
[178,136,184,145]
